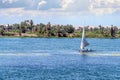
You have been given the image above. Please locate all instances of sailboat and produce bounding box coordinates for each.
[80,26,92,52]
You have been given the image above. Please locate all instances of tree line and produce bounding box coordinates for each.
[0,20,119,38]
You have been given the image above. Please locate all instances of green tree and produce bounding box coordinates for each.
[66,25,74,33]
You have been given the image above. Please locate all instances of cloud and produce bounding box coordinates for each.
[38,0,47,9]
[0,0,120,18]
[90,0,120,15]
[0,0,39,9]
[60,0,89,11]
[0,8,25,17]
[37,0,47,10]
[0,7,71,17]
[37,0,61,10]
[57,0,120,15]
[60,0,73,10]
[90,0,120,8]
[2,0,18,4]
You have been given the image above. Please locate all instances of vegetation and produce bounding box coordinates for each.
[0,20,120,38]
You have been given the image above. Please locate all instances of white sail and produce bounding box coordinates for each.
[80,27,89,50]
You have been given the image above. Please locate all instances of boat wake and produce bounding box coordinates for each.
[85,53,120,57]
[0,53,51,56]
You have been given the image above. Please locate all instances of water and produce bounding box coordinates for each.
[0,38,120,80]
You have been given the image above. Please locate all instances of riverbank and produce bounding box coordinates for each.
[0,33,118,38]
[0,20,119,38]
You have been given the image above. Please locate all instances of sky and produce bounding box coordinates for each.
[0,0,120,27]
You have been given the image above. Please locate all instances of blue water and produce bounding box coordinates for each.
[0,38,120,80]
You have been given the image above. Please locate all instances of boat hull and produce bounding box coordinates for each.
[79,49,92,52]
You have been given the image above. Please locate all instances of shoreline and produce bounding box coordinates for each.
[0,36,118,39]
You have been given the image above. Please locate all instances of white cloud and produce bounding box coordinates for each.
[90,0,120,15]
[56,0,90,12]
[0,7,58,17]
[60,0,73,10]
[55,0,120,15]
[1,0,120,17]
[0,8,25,17]
[2,0,18,4]
[37,0,47,10]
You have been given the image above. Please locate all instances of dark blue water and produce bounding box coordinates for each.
[0,38,120,80]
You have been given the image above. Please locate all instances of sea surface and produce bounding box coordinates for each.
[0,38,120,80]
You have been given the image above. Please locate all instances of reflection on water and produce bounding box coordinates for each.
[0,38,119,80]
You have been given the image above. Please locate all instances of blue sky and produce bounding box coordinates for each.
[0,0,120,27]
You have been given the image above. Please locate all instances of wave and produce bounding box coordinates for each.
[84,53,120,57]
[0,53,51,56]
